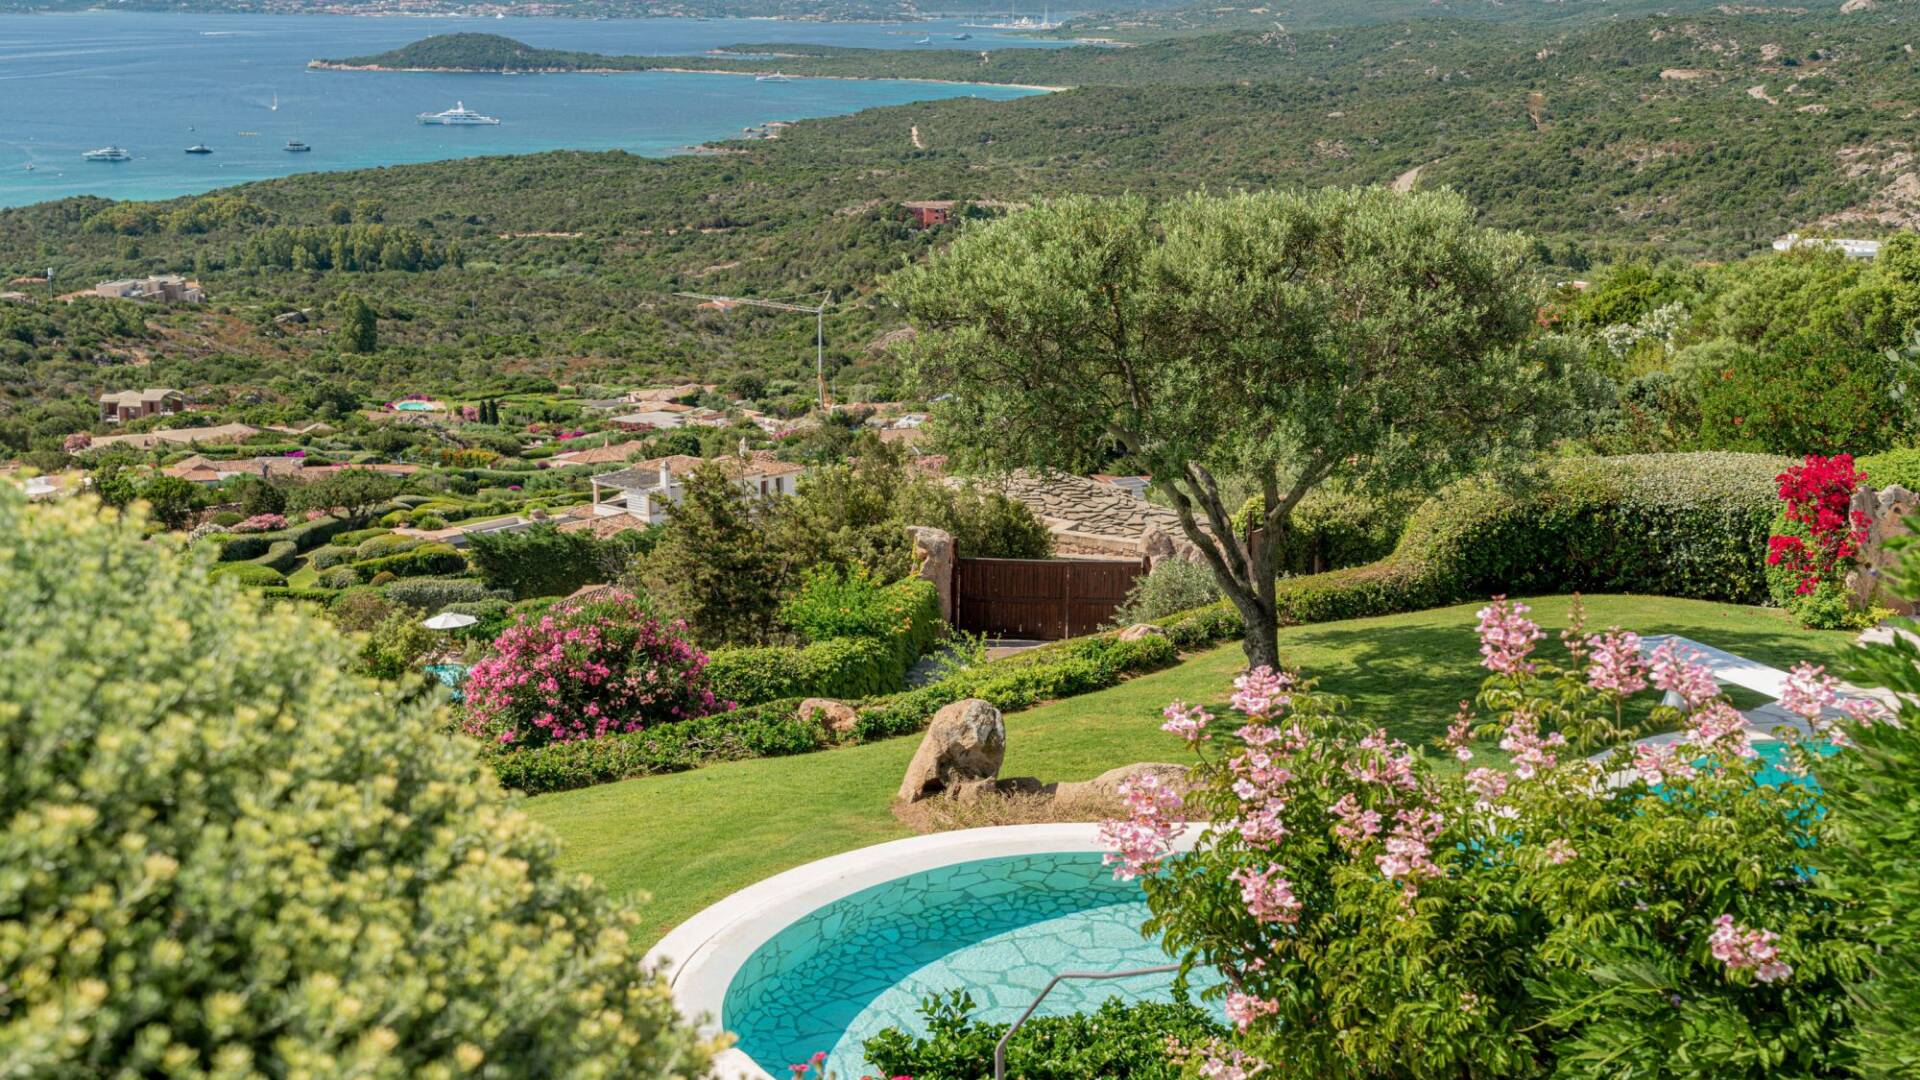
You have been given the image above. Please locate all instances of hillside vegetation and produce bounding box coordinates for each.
[7,7,1920,432]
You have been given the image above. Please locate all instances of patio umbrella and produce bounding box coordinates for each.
[422,612,479,631]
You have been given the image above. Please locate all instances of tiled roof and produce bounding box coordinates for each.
[549,440,650,466]
[994,470,1190,543]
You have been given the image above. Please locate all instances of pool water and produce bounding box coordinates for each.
[724,852,1219,1078]
[391,401,437,412]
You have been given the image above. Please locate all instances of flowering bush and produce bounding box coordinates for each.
[1766,453,1869,597]
[1111,597,1874,1078]
[462,589,727,748]
[232,512,288,533]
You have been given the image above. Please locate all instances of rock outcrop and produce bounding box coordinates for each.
[1051,762,1190,803]
[897,698,1006,802]
[1847,484,1919,616]
[798,698,860,735]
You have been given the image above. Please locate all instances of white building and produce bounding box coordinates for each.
[93,275,205,303]
[589,453,805,526]
[1772,234,1883,259]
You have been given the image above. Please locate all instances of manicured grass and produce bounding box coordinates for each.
[525,595,1860,943]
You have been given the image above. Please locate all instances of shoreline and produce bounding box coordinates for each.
[306,59,1069,92]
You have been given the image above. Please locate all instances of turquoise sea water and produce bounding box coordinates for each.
[725,852,1223,1079]
[0,12,1056,207]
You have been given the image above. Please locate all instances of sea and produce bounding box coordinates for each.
[0,11,1064,208]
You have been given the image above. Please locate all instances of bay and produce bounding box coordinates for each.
[0,11,1058,208]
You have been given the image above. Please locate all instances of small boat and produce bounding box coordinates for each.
[755,71,792,82]
[23,163,33,171]
[238,130,259,136]
[185,144,212,154]
[916,35,933,43]
[82,146,131,161]
[283,139,310,152]
[954,32,972,40]
[269,94,278,112]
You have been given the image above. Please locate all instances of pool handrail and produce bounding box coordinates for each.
[992,963,1182,1080]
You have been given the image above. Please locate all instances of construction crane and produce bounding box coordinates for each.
[675,291,833,409]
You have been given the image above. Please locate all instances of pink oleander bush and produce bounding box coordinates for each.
[232,512,288,532]
[1109,596,1881,1079]
[461,589,727,749]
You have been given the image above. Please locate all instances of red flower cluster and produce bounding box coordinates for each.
[1766,454,1870,596]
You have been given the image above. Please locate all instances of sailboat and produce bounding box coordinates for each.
[269,94,279,112]
[756,71,792,82]
[916,34,933,44]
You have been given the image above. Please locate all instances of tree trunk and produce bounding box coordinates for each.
[1220,576,1281,671]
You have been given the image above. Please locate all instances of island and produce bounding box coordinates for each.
[309,32,1076,89]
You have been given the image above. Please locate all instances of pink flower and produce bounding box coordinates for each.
[1585,630,1647,695]
[1649,640,1719,709]
[1196,1045,1268,1080]
[1442,700,1474,762]
[1475,596,1544,676]
[1464,766,1509,805]
[1099,775,1186,880]
[1231,667,1293,719]
[1161,701,1212,744]
[1840,696,1893,727]
[1230,864,1303,925]
[1708,914,1792,983]
[1224,991,1279,1031]
[1328,792,1383,848]
[1632,742,1698,786]
[1780,662,1840,727]
[1684,702,1755,757]
[1544,838,1577,865]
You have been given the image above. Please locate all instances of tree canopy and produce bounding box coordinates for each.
[891,188,1562,666]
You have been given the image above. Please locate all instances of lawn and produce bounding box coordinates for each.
[524,595,1861,943]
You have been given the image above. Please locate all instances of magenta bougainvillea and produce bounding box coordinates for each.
[1766,453,1870,596]
[232,513,288,533]
[461,590,727,748]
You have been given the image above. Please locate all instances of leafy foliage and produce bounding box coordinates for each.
[862,990,1226,1080]
[0,485,711,1076]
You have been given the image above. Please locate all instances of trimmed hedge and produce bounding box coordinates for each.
[208,563,287,587]
[209,515,352,563]
[347,543,468,580]
[253,540,299,575]
[704,579,943,707]
[1139,452,1789,636]
[485,631,1188,795]
[382,576,508,613]
[1859,448,1920,492]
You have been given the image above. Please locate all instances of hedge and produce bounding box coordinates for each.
[347,543,468,580]
[209,515,352,563]
[257,586,342,605]
[704,579,943,707]
[382,576,508,613]
[484,631,1191,795]
[1859,448,1920,492]
[1136,452,1790,636]
[208,563,287,587]
[252,540,299,575]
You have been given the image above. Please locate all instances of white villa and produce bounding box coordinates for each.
[1772,234,1883,259]
[588,453,805,526]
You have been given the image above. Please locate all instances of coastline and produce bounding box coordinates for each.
[306,59,1070,92]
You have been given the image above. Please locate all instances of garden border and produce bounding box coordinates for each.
[645,822,1202,1080]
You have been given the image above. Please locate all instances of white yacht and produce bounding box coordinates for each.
[756,71,792,82]
[418,101,502,125]
[82,146,131,162]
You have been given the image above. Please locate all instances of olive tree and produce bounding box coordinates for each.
[890,188,1558,668]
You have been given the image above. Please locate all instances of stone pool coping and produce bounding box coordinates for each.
[644,822,1200,1080]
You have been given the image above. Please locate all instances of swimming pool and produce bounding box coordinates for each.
[391,400,437,412]
[722,851,1214,1078]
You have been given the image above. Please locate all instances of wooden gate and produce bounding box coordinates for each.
[953,557,1148,640]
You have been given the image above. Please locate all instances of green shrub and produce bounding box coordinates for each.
[355,534,424,560]
[1111,559,1222,626]
[308,544,355,570]
[413,513,447,529]
[380,509,413,527]
[210,510,244,527]
[256,586,343,606]
[207,562,287,587]
[865,991,1225,1080]
[0,486,710,1075]
[781,566,912,641]
[383,576,507,613]
[212,532,270,561]
[252,539,299,574]
[333,527,391,546]
[317,567,361,589]
[442,598,515,638]
[349,542,468,580]
[467,523,626,600]
[708,578,940,706]
[1236,487,1412,576]
[1858,447,1920,492]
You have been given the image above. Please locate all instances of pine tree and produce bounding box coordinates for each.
[341,296,378,354]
